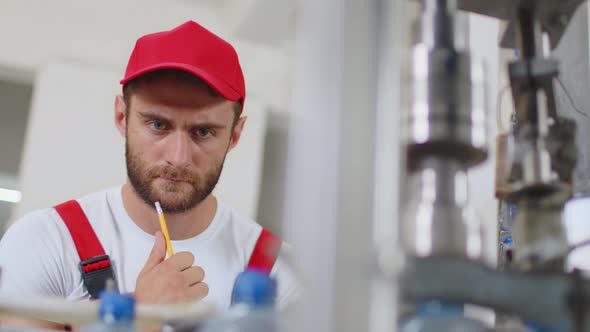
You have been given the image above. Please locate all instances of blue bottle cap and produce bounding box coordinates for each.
[98,289,135,323]
[230,269,277,307]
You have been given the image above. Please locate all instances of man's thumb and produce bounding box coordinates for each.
[142,230,167,272]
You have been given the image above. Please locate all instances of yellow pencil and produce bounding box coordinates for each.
[155,201,174,257]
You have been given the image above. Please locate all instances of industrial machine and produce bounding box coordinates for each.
[400,0,590,331]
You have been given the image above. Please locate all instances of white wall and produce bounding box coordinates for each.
[0,80,32,175]
[0,1,220,74]
[214,98,268,219]
[12,60,125,219]
[467,14,501,267]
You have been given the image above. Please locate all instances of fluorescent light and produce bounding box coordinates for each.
[0,188,22,203]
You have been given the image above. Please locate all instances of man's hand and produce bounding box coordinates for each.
[135,231,208,304]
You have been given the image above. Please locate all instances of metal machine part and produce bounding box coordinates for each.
[401,256,590,332]
[402,0,487,260]
[504,8,561,195]
[510,194,570,271]
[399,1,587,331]
[419,0,466,49]
[456,0,585,49]
[400,2,490,329]
[402,157,482,258]
[509,118,577,271]
[496,117,577,271]
[406,1,487,169]
[406,44,487,170]
[546,118,577,183]
[494,3,573,273]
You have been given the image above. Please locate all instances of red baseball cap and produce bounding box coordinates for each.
[120,21,246,110]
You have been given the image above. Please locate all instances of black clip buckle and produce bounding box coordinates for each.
[79,255,117,299]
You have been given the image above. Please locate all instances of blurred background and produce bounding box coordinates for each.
[2,0,590,330]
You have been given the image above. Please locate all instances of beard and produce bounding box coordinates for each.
[125,139,225,214]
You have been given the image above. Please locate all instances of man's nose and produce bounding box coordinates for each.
[166,132,191,168]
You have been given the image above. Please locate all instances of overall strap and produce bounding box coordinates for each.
[247,228,282,274]
[54,200,116,299]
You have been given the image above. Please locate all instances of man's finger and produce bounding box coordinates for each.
[185,282,209,301]
[181,266,205,286]
[166,251,195,271]
[140,231,167,273]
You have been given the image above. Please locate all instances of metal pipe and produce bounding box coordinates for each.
[401,256,589,332]
[421,0,458,49]
[515,7,543,59]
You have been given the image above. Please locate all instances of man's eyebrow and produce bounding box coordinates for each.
[188,122,227,131]
[137,111,170,122]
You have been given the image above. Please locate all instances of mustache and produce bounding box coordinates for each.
[147,166,195,182]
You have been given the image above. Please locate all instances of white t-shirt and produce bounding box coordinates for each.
[0,186,299,311]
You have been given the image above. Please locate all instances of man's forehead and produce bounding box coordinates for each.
[134,77,227,105]
[129,81,233,118]
[131,99,234,124]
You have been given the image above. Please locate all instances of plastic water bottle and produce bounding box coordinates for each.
[79,282,137,332]
[198,269,279,332]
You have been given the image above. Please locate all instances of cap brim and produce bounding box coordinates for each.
[120,63,242,102]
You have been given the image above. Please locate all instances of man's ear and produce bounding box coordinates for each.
[114,95,127,137]
[228,116,247,151]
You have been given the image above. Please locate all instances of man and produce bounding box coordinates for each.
[0,20,298,326]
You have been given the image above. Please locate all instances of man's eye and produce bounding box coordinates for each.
[195,128,211,138]
[150,121,165,130]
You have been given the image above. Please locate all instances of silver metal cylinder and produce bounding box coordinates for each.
[521,138,553,185]
[507,12,557,193]
[510,89,555,189]
[402,157,483,259]
[420,0,465,50]
[402,0,486,260]
[405,46,488,169]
